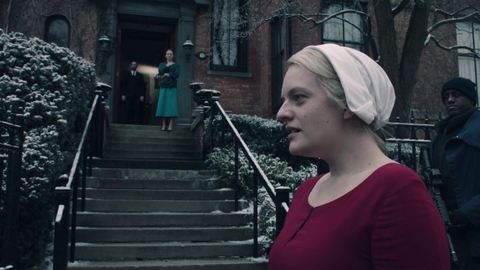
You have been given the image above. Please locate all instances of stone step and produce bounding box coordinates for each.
[106,136,194,144]
[92,158,206,170]
[75,226,253,243]
[68,258,268,269]
[82,188,234,200]
[105,142,196,151]
[85,178,220,190]
[109,124,191,132]
[108,128,194,138]
[76,212,251,227]
[90,168,216,180]
[79,199,248,213]
[73,242,255,261]
[103,149,202,159]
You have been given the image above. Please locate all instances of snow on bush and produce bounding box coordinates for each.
[204,114,318,255]
[0,30,95,268]
[204,113,428,255]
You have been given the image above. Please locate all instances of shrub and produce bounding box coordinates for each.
[0,30,95,268]
[204,114,318,253]
[204,113,428,254]
[204,114,316,170]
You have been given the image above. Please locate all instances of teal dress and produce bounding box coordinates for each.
[155,62,180,117]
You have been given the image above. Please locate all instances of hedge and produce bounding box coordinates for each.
[0,29,96,268]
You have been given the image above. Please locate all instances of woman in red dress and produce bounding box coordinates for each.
[269,44,450,270]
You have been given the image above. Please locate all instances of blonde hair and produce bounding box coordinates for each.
[287,47,346,109]
[287,46,387,152]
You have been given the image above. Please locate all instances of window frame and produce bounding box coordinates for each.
[44,15,71,48]
[321,1,368,53]
[456,21,480,104]
[210,0,249,73]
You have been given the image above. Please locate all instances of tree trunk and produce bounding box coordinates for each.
[397,0,431,122]
[374,0,402,119]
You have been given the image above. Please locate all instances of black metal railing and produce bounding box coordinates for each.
[0,98,25,270]
[203,99,290,257]
[203,104,440,256]
[53,84,110,270]
[384,111,438,172]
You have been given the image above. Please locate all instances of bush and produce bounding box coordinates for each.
[206,147,317,197]
[204,114,318,253]
[204,113,427,253]
[204,114,316,170]
[0,30,96,268]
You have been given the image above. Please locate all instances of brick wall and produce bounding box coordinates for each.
[193,6,267,117]
[3,0,478,119]
[4,0,98,62]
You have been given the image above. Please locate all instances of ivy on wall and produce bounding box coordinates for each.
[95,0,116,76]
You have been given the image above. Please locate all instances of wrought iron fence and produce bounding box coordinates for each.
[384,110,439,172]
[53,84,110,270]
[0,98,25,270]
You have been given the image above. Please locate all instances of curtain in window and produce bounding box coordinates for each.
[456,22,480,100]
[213,0,239,66]
[323,4,343,41]
[323,3,363,51]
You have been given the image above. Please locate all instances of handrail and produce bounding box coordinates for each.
[53,85,110,270]
[204,100,290,258]
[386,122,433,127]
[203,101,438,258]
[0,98,25,269]
[213,101,277,199]
[63,95,99,190]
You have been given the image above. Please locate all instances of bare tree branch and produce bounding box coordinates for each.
[425,34,480,57]
[209,0,480,120]
[284,9,369,27]
[73,0,90,19]
[392,0,411,17]
[428,11,480,33]
[239,8,370,42]
[434,5,480,18]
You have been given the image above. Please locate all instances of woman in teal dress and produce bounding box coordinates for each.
[156,49,180,131]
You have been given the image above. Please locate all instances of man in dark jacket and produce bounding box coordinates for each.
[430,77,480,270]
[121,61,146,124]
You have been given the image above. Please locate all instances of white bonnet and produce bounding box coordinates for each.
[306,44,395,130]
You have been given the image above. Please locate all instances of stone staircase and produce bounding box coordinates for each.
[68,124,268,269]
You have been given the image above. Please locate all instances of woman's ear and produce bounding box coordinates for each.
[343,108,354,120]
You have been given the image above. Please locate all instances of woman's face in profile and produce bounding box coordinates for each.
[277,65,344,157]
[165,50,174,61]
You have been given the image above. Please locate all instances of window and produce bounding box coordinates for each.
[271,17,286,115]
[45,16,70,48]
[211,0,248,72]
[456,21,480,104]
[322,1,366,52]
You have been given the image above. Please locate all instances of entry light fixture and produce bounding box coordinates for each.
[182,35,195,62]
[98,34,111,52]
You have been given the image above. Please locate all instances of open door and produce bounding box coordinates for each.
[113,15,177,125]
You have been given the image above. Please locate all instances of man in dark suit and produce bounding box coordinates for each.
[121,61,146,124]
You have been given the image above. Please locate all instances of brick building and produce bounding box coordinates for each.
[1,0,479,124]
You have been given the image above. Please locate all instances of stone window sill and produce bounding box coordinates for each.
[207,70,252,78]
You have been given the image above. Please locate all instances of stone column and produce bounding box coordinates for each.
[99,0,118,121]
[176,3,196,126]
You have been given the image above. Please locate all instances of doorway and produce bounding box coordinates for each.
[114,15,177,125]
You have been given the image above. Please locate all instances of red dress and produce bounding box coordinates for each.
[269,163,450,270]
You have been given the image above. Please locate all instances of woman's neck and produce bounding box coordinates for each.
[326,132,391,178]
